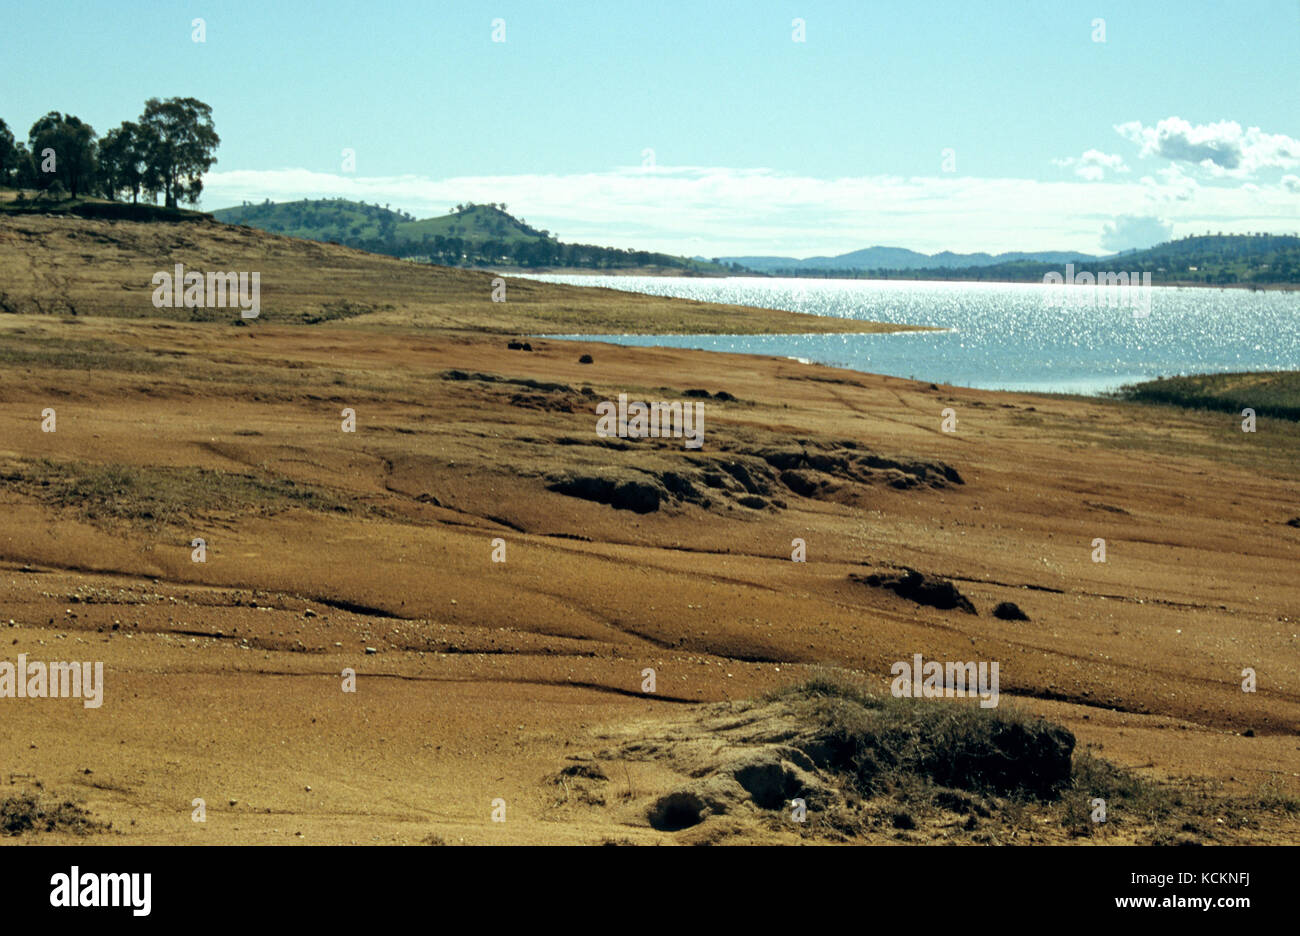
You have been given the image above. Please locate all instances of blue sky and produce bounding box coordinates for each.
[4,0,1298,255]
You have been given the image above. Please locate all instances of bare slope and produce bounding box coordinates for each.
[0,215,923,334]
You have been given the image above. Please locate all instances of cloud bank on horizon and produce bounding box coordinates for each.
[6,0,1295,258]
[202,116,1300,257]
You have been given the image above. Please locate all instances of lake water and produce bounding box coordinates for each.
[529,276,1299,394]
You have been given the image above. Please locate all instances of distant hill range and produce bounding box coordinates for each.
[721,247,1096,272]
[201,200,1300,285]
[724,234,1300,286]
[210,199,731,273]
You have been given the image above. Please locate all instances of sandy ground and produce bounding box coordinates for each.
[0,212,1296,844]
[0,309,1295,845]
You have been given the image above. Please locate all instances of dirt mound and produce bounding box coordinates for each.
[682,388,738,402]
[439,370,574,394]
[546,469,669,513]
[786,687,1075,800]
[852,568,978,614]
[545,461,787,514]
[756,442,963,489]
[561,684,1088,842]
[993,601,1030,621]
[543,439,963,515]
[641,743,836,832]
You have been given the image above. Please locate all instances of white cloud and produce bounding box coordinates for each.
[198,164,1300,257]
[1099,215,1174,253]
[1115,117,1300,176]
[1283,174,1300,193]
[1053,149,1129,181]
[1138,164,1199,202]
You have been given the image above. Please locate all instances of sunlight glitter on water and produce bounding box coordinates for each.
[531,276,1299,393]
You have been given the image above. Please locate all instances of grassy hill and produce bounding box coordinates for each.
[211,199,729,273]
[212,200,549,246]
[1108,233,1300,284]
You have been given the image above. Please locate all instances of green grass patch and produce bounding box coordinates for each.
[1112,371,1300,421]
[774,674,1075,799]
[772,673,1290,843]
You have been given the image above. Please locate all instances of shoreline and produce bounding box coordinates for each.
[528,331,1296,400]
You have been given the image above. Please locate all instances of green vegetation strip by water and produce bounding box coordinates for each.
[1112,371,1300,421]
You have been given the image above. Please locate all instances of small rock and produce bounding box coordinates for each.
[992,601,1030,621]
[365,646,377,655]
